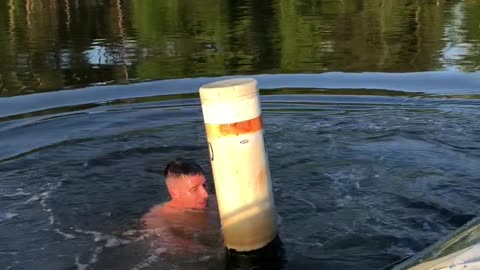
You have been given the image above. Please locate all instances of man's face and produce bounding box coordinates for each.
[172,174,209,210]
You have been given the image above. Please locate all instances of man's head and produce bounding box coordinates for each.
[164,158,209,210]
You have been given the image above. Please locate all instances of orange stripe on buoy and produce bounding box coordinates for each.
[205,115,263,137]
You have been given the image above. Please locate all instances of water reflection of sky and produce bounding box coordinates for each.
[84,39,138,67]
[441,1,471,71]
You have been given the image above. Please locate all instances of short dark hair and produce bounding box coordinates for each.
[164,158,205,178]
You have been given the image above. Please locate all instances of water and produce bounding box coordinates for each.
[1,1,480,270]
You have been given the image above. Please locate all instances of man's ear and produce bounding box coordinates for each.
[166,177,176,198]
[169,188,179,198]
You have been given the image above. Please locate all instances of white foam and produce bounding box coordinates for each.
[0,251,18,256]
[23,194,41,204]
[104,236,130,248]
[130,255,159,270]
[39,191,50,208]
[75,228,102,237]
[130,252,162,270]
[2,191,31,198]
[0,212,18,222]
[283,237,324,247]
[121,228,169,242]
[20,181,63,226]
[54,229,75,239]
[199,255,212,262]
[90,247,102,265]
[75,256,88,270]
[75,247,103,270]
[73,228,155,270]
[5,260,20,270]
[296,197,317,210]
[75,228,131,247]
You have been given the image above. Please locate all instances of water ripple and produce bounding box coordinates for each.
[0,72,479,120]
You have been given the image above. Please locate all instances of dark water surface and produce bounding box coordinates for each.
[1,1,480,270]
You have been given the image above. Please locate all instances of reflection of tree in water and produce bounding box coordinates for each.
[278,0,458,72]
[448,0,480,71]
[0,0,479,95]
[0,0,136,96]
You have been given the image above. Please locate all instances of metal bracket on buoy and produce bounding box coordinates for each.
[208,141,214,161]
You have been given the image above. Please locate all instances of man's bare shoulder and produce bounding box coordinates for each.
[141,203,173,229]
[145,203,168,216]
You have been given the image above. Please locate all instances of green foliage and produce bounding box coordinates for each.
[0,0,479,95]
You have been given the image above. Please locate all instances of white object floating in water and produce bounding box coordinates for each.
[199,78,278,252]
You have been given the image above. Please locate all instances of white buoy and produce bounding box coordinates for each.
[199,78,278,252]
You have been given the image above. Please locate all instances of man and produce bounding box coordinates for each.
[140,158,222,257]
[141,158,213,229]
